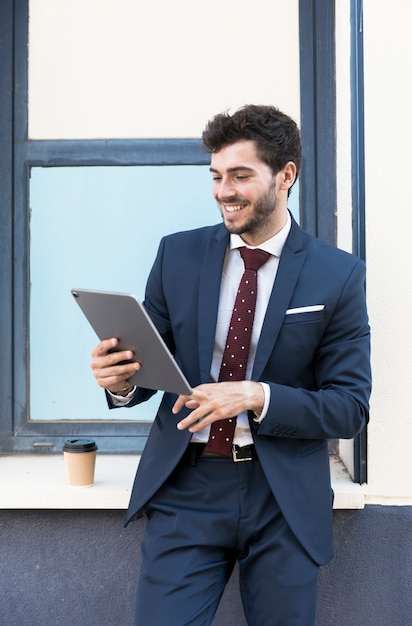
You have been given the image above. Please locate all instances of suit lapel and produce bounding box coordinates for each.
[197,225,229,382]
[252,220,308,380]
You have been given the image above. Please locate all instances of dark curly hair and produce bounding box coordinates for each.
[202,104,302,180]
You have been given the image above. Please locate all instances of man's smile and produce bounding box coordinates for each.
[223,203,247,213]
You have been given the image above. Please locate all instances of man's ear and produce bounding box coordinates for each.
[278,161,297,191]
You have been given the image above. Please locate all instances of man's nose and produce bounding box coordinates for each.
[217,178,236,200]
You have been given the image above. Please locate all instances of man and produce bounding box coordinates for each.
[91,105,371,625]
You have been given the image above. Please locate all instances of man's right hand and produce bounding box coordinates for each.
[90,338,140,395]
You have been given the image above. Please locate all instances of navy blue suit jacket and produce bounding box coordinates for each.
[110,217,371,565]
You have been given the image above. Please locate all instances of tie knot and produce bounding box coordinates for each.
[239,247,271,271]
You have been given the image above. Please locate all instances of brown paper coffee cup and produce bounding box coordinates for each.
[63,439,98,487]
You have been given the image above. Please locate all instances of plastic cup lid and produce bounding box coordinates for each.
[63,438,98,453]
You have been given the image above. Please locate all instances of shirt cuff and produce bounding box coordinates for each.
[107,386,136,406]
[253,382,270,423]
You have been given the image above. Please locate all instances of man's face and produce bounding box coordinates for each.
[210,140,285,246]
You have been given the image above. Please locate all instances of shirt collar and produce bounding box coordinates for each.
[229,212,291,258]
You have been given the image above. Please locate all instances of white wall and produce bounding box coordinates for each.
[336,0,412,505]
[361,0,412,504]
[335,0,412,504]
[28,0,300,139]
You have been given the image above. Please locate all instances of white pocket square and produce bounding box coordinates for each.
[285,305,325,315]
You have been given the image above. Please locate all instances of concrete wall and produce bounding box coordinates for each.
[1,507,410,626]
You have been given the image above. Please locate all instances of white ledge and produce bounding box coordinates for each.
[0,453,364,510]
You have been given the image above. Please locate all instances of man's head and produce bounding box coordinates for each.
[203,105,300,245]
[202,104,302,183]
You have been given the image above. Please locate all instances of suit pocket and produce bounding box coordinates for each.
[283,310,325,325]
[272,311,326,368]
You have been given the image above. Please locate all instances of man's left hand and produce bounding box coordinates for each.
[174,381,264,433]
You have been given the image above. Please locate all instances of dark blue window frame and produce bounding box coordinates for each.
[350,0,367,484]
[0,0,366,479]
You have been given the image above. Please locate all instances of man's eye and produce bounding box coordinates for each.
[235,175,249,181]
[212,176,222,181]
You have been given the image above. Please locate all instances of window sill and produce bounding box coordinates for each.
[0,453,364,510]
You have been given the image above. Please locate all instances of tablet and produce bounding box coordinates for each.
[71,288,192,395]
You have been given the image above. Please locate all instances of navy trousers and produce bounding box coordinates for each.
[135,453,319,626]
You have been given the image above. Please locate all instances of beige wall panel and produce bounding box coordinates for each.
[29,0,300,139]
[363,0,412,501]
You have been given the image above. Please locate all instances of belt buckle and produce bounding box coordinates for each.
[232,444,253,463]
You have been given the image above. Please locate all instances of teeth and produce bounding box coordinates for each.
[225,205,244,213]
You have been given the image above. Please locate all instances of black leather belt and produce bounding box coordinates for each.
[186,443,257,464]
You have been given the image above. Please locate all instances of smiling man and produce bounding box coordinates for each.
[209,140,295,246]
[90,105,371,626]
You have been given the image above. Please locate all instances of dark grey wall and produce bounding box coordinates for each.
[0,506,410,625]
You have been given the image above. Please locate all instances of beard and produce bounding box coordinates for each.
[219,181,278,239]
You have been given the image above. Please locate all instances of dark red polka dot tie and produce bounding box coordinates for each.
[204,247,271,456]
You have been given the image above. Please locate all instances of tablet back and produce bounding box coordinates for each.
[71,288,192,395]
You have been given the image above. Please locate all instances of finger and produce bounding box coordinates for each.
[91,337,120,357]
[177,412,211,432]
[172,393,194,414]
[172,383,211,414]
[176,402,215,431]
[92,360,140,388]
[91,348,136,371]
[185,400,201,409]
